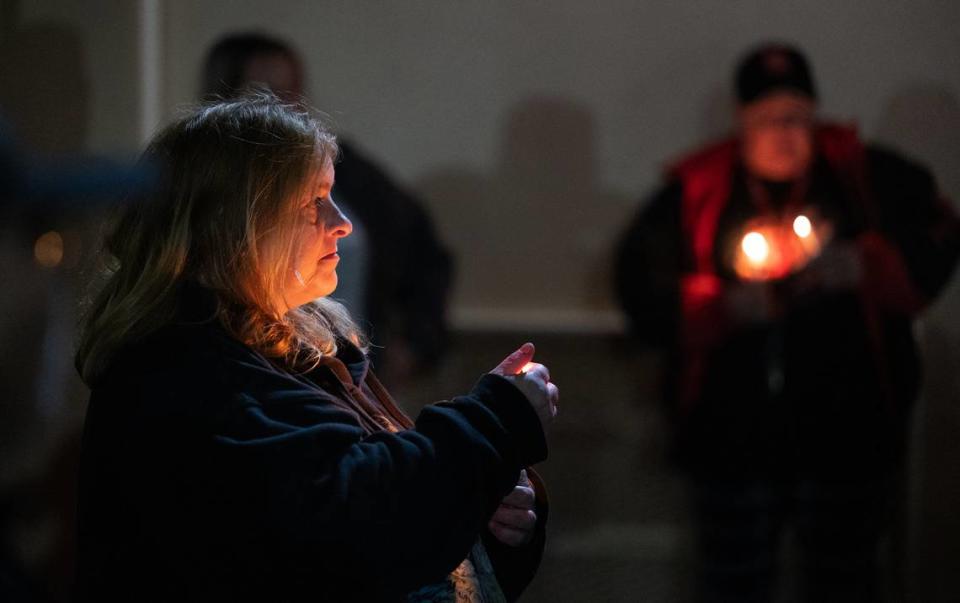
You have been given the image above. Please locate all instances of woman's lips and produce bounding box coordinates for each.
[319,251,339,262]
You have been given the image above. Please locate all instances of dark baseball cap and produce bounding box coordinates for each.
[735,43,817,104]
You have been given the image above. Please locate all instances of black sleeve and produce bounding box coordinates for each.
[614,180,685,348]
[868,146,960,300]
[211,355,546,599]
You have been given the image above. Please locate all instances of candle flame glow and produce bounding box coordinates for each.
[741,231,769,264]
[520,362,535,374]
[793,215,812,238]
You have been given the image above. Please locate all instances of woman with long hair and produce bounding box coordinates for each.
[75,93,556,602]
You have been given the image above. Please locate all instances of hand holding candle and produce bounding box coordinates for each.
[490,342,559,428]
[732,210,831,281]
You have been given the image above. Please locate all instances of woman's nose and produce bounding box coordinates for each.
[327,197,353,238]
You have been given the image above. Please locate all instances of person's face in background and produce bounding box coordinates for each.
[243,51,304,102]
[738,91,816,182]
[280,161,352,310]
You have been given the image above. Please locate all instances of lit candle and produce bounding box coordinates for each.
[791,213,823,264]
[741,231,770,266]
[520,362,535,374]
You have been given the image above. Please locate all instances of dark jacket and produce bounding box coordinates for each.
[615,123,960,476]
[76,287,547,602]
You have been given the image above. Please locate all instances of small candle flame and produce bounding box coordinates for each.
[741,231,769,265]
[793,215,812,238]
[520,362,535,374]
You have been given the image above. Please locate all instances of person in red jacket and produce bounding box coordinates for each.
[616,43,960,602]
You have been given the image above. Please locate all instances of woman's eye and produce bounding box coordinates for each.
[309,197,331,225]
[317,195,335,211]
[301,199,319,224]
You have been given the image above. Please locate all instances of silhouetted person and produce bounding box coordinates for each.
[203,32,452,387]
[616,43,960,602]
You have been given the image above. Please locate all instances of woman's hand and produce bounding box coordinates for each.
[489,342,559,429]
[488,469,537,547]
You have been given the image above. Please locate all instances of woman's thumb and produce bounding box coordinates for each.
[492,342,535,376]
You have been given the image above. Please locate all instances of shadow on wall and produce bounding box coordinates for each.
[873,82,960,603]
[417,96,630,322]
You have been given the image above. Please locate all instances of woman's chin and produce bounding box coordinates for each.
[311,276,338,300]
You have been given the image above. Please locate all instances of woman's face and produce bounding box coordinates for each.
[281,161,352,310]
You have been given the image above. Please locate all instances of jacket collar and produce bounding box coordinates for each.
[316,336,370,387]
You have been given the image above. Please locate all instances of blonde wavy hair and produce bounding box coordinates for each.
[77,93,364,385]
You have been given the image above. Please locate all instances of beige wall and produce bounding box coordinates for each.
[7,0,957,333]
[157,0,960,329]
[6,0,142,154]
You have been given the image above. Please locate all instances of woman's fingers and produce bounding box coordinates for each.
[547,382,560,418]
[522,362,550,384]
[501,366,558,429]
[488,347,559,429]
[490,504,537,531]
[487,519,533,547]
[490,342,535,376]
[488,495,537,547]
[501,483,536,509]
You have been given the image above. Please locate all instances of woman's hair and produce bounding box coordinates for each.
[76,92,363,385]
